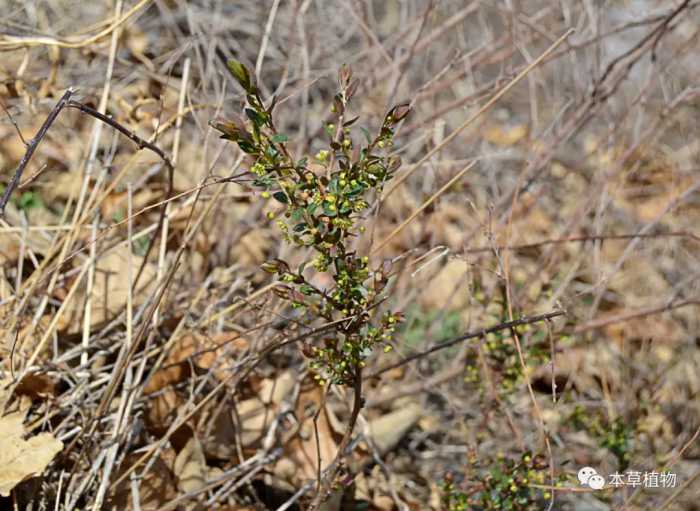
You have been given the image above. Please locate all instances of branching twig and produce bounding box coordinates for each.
[308,309,564,507]
[367,310,565,378]
[0,98,28,146]
[0,89,174,292]
[0,89,75,215]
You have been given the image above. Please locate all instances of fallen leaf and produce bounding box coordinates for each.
[0,399,63,497]
[14,372,57,399]
[99,189,159,221]
[0,373,12,411]
[233,371,295,448]
[230,229,274,267]
[61,244,158,332]
[201,406,238,460]
[201,371,296,459]
[0,206,54,263]
[420,259,470,311]
[144,387,183,437]
[373,494,395,511]
[0,269,12,303]
[318,488,343,511]
[108,450,178,510]
[369,401,422,455]
[7,315,69,371]
[174,435,208,495]
[144,331,249,394]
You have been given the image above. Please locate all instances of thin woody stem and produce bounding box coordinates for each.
[65,99,175,288]
[66,100,174,167]
[0,89,74,215]
[309,364,363,510]
[0,88,174,292]
[367,309,565,378]
[461,231,700,255]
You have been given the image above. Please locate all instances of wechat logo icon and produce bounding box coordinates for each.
[578,467,605,490]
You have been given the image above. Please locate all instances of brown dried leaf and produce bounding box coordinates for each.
[174,435,209,495]
[420,259,470,311]
[0,210,54,263]
[0,399,63,497]
[144,387,183,437]
[108,450,178,510]
[373,494,395,511]
[14,372,57,399]
[234,371,295,448]
[99,189,159,221]
[62,244,157,332]
[368,401,422,455]
[230,229,274,267]
[5,316,69,368]
[144,332,249,394]
[0,374,12,412]
[198,371,295,460]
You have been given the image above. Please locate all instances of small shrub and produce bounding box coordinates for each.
[213,61,410,385]
[461,296,551,395]
[568,405,634,470]
[441,451,564,511]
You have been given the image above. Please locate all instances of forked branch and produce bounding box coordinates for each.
[0,88,174,288]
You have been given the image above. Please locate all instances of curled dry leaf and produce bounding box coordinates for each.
[0,397,63,497]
